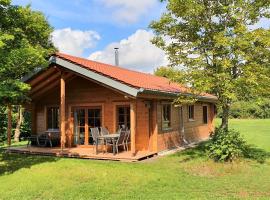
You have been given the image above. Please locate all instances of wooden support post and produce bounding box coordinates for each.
[7,104,12,146]
[60,74,66,150]
[152,101,158,152]
[130,101,136,156]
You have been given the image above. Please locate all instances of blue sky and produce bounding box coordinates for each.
[11,0,270,72]
[11,0,167,72]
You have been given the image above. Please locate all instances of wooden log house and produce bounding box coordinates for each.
[21,53,217,157]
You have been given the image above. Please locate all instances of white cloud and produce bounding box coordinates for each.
[99,0,158,23]
[88,29,168,72]
[51,28,101,56]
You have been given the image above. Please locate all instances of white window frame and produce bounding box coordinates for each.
[161,102,172,131]
[188,105,195,121]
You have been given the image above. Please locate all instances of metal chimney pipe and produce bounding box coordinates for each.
[114,47,119,66]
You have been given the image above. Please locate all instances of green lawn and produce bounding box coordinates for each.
[216,119,270,152]
[0,119,269,200]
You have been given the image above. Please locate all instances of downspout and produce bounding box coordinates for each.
[179,106,188,145]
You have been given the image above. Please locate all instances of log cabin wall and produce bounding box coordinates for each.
[32,74,215,152]
[156,101,215,152]
[33,75,151,151]
[156,101,182,152]
[182,103,215,142]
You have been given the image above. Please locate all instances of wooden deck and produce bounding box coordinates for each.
[5,146,157,162]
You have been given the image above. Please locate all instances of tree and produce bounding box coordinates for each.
[14,105,24,142]
[154,66,184,82]
[150,0,270,130]
[0,0,55,144]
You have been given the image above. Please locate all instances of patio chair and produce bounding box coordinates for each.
[27,134,39,147]
[121,124,128,131]
[40,134,52,147]
[27,133,52,147]
[106,129,126,154]
[90,127,104,153]
[124,130,131,151]
[100,127,109,136]
[99,127,110,152]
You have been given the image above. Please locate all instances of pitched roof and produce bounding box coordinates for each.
[53,53,217,100]
[25,52,216,100]
[55,52,188,94]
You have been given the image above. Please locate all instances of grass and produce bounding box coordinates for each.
[0,140,28,148]
[0,119,269,200]
[216,118,270,152]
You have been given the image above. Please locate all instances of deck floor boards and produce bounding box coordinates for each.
[5,146,157,162]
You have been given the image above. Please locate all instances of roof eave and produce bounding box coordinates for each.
[139,89,218,103]
[21,67,46,83]
[22,55,218,102]
[50,56,141,97]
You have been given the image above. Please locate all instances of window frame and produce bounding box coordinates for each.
[116,105,130,130]
[71,104,104,146]
[161,103,172,131]
[202,105,208,124]
[188,105,195,121]
[47,106,59,130]
[88,107,102,128]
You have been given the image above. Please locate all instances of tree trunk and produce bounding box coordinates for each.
[7,104,12,146]
[14,105,24,142]
[221,104,230,131]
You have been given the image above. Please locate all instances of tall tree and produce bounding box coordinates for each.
[150,0,270,130]
[14,105,24,142]
[154,66,184,82]
[0,0,55,144]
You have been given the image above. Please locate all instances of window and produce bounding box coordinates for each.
[47,107,59,129]
[88,108,101,128]
[162,104,171,130]
[188,105,195,120]
[73,107,102,145]
[74,108,85,145]
[117,106,130,129]
[203,106,208,124]
[88,108,101,145]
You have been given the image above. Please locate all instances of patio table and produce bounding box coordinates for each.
[43,130,60,147]
[97,133,120,155]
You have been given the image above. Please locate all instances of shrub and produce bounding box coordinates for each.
[217,98,270,119]
[19,111,31,140]
[0,106,7,142]
[207,128,248,162]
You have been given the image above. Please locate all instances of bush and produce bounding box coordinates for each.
[207,128,248,162]
[0,106,7,142]
[19,111,31,140]
[217,98,270,119]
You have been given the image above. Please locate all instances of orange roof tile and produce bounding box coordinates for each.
[55,52,216,99]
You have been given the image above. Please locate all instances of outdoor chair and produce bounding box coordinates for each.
[106,129,126,154]
[27,135,39,147]
[124,130,131,151]
[120,124,128,131]
[90,127,104,153]
[27,133,53,147]
[100,127,109,136]
[99,127,110,151]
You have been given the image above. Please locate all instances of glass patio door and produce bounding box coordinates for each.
[74,108,86,145]
[73,107,101,146]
